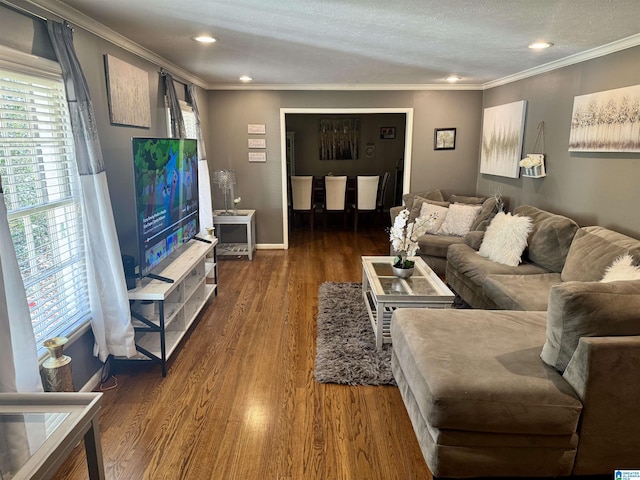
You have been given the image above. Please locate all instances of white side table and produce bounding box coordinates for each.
[212,209,256,260]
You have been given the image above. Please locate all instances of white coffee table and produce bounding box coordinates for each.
[362,256,455,348]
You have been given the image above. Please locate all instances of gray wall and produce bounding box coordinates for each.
[477,46,640,238]
[207,90,483,244]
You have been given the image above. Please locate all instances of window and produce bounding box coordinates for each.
[0,65,91,355]
[166,99,197,138]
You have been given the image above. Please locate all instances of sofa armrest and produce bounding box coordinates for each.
[562,335,640,474]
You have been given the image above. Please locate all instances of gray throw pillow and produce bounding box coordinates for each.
[402,189,445,208]
[540,280,640,372]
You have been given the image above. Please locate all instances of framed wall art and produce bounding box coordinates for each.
[569,84,640,152]
[434,128,456,150]
[104,54,150,128]
[380,127,396,139]
[480,100,527,179]
[319,118,359,160]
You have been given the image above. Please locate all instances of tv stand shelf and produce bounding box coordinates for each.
[122,237,218,376]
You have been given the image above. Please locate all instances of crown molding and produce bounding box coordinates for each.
[18,0,209,89]
[206,82,484,91]
[483,33,640,90]
[14,1,640,93]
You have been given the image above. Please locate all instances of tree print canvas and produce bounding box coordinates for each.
[569,84,640,152]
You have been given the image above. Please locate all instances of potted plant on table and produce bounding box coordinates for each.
[389,208,438,278]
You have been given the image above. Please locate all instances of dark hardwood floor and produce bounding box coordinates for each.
[52,221,433,480]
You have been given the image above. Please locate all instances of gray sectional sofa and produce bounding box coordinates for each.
[391,203,640,478]
[390,190,500,276]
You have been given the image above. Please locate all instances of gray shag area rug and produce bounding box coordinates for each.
[314,282,396,386]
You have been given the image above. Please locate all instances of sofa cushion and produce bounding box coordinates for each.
[483,273,562,311]
[561,226,640,282]
[446,243,552,291]
[417,233,464,258]
[470,196,498,232]
[403,189,445,208]
[391,308,582,435]
[540,280,640,372]
[479,212,533,266]
[448,194,486,205]
[436,203,482,237]
[513,205,579,273]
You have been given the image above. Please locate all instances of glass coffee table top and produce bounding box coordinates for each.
[363,256,453,301]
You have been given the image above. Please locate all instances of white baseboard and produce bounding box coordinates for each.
[80,367,103,392]
[256,243,285,250]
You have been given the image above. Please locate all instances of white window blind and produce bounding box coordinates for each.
[0,67,91,354]
[166,99,197,139]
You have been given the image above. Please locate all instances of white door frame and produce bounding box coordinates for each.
[279,107,414,249]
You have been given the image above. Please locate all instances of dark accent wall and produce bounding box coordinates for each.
[206,90,483,244]
[285,112,405,210]
[477,46,640,238]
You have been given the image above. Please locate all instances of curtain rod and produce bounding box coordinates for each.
[0,0,64,23]
[160,68,190,88]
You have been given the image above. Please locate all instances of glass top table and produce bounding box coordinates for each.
[0,392,104,480]
[361,256,455,347]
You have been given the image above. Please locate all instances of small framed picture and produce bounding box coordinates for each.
[380,127,396,139]
[434,128,456,150]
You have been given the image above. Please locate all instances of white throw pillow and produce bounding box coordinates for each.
[478,212,533,266]
[418,202,448,234]
[436,203,482,237]
[601,254,640,282]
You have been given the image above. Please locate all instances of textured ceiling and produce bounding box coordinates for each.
[39,0,640,88]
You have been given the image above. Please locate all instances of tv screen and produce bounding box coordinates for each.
[132,137,199,277]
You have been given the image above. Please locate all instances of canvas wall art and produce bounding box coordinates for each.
[319,118,359,160]
[480,100,527,178]
[104,54,151,128]
[569,84,640,152]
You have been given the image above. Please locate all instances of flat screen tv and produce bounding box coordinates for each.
[132,137,199,278]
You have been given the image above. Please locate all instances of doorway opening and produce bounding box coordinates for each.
[279,108,414,248]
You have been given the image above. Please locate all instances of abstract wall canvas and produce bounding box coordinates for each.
[480,100,527,178]
[569,84,640,152]
[104,54,151,128]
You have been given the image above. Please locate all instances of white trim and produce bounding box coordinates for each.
[18,0,208,89]
[0,44,61,77]
[256,243,285,250]
[279,107,413,249]
[211,83,484,91]
[483,33,640,90]
[79,367,103,392]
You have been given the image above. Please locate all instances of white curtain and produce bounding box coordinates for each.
[47,21,136,362]
[0,185,43,393]
[188,84,213,229]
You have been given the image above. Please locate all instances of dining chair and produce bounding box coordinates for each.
[323,175,348,228]
[290,175,315,230]
[376,171,391,223]
[353,175,380,231]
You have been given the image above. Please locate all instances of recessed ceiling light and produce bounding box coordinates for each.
[239,75,253,82]
[529,42,553,50]
[193,35,217,43]
[446,75,461,83]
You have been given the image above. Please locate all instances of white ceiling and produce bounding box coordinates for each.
[32,0,640,89]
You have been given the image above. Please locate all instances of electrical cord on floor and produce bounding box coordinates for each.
[99,355,118,391]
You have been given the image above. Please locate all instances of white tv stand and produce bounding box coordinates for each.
[124,236,218,376]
